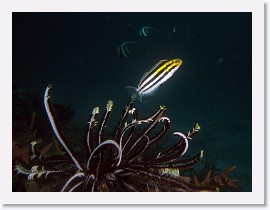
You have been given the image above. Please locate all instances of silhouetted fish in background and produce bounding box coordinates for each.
[116,41,138,58]
[139,26,158,37]
[74,56,82,66]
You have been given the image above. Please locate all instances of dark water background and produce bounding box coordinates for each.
[12,12,252,191]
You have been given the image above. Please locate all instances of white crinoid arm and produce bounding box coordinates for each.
[14,164,63,181]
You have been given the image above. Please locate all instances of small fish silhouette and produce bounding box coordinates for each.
[139,26,158,37]
[116,41,138,58]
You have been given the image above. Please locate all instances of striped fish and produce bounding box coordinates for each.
[139,26,157,37]
[126,58,183,102]
[116,41,138,58]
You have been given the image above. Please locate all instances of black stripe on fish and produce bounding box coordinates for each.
[138,60,168,87]
[138,69,170,94]
[139,27,157,37]
[141,72,168,94]
[137,60,182,94]
[117,41,138,59]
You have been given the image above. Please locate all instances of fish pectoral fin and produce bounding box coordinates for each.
[125,86,142,102]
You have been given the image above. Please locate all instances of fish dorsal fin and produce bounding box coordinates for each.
[122,41,138,47]
[145,26,158,31]
[149,59,168,74]
[138,72,151,86]
[138,59,168,86]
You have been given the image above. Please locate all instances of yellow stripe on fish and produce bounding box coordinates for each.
[154,59,182,75]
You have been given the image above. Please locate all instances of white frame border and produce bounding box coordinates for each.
[0,0,264,205]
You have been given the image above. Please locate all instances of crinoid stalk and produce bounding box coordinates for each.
[14,84,236,192]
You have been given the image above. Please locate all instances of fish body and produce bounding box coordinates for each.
[117,41,138,58]
[139,26,157,37]
[126,58,182,102]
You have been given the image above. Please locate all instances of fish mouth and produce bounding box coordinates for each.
[172,58,183,66]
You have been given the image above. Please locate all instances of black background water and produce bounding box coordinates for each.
[13,12,252,191]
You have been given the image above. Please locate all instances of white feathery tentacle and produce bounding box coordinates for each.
[173,132,189,156]
[87,106,99,153]
[61,172,86,192]
[87,140,122,169]
[14,164,63,181]
[68,181,85,192]
[44,85,83,171]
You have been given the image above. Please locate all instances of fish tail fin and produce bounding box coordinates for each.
[150,27,158,31]
[126,41,139,45]
[125,86,143,102]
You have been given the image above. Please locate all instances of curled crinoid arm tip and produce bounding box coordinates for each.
[98,100,114,145]
[200,150,204,158]
[44,84,83,171]
[159,105,166,110]
[92,106,99,115]
[172,132,189,156]
[186,123,201,141]
[106,100,113,111]
[195,123,201,131]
